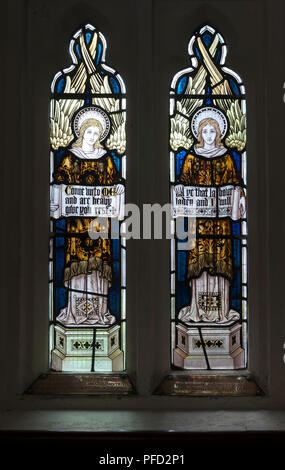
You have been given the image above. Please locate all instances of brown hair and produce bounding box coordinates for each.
[195,118,223,148]
[72,118,104,149]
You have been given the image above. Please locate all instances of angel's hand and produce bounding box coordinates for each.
[115,184,125,195]
[239,197,246,217]
[175,184,184,197]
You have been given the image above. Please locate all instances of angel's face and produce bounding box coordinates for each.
[83,126,100,147]
[201,124,217,146]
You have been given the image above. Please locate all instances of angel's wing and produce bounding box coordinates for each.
[170,35,220,152]
[214,99,246,152]
[170,97,201,151]
[50,76,85,150]
[50,33,99,150]
[91,75,126,155]
[195,35,246,152]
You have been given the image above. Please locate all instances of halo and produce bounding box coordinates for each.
[191,106,228,139]
[73,106,111,140]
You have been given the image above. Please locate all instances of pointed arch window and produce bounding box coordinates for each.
[49,24,127,373]
[170,25,247,371]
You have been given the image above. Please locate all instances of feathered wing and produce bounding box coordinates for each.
[50,32,103,151]
[170,34,220,152]
[214,99,246,152]
[91,75,126,155]
[50,75,85,150]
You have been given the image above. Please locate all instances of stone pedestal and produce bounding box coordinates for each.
[51,324,123,372]
[174,322,245,370]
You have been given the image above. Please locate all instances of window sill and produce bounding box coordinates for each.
[26,373,135,396]
[155,374,264,397]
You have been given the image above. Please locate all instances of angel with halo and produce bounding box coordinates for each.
[50,106,124,327]
[175,106,246,324]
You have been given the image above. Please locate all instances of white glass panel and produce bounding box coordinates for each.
[169,98,175,115]
[49,261,53,281]
[121,289,126,320]
[50,72,62,92]
[220,45,227,64]
[171,322,176,363]
[49,325,54,368]
[49,283,53,321]
[121,248,126,287]
[50,152,54,183]
[242,299,247,320]
[242,322,248,365]
[171,239,176,271]
[68,40,77,63]
[122,321,126,370]
[242,151,247,184]
[171,297,175,319]
[122,155,126,179]
[170,152,175,182]
[222,66,243,84]
[242,246,247,283]
[49,238,53,258]
[116,74,126,94]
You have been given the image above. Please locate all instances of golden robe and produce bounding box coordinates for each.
[54,153,122,283]
[179,151,244,282]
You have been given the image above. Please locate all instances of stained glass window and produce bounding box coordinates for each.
[49,24,126,372]
[170,25,247,370]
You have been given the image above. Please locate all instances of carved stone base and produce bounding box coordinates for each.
[51,324,123,372]
[173,322,245,370]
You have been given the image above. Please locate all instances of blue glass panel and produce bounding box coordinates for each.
[112,239,120,261]
[201,32,213,47]
[55,287,67,315]
[176,150,187,176]
[232,222,241,236]
[55,237,64,248]
[113,261,120,281]
[75,44,81,59]
[231,268,241,299]
[231,298,241,311]
[177,76,187,95]
[111,153,120,173]
[85,32,92,44]
[55,220,66,232]
[232,151,241,172]
[233,238,241,267]
[177,251,187,282]
[110,77,120,94]
[206,97,212,105]
[109,282,120,316]
[229,78,240,95]
[56,78,65,93]
[96,43,102,65]
[214,49,221,65]
[55,149,65,167]
[194,45,201,60]
[176,284,190,313]
[55,246,65,284]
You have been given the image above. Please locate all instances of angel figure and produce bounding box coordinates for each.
[176,107,246,324]
[51,106,124,326]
